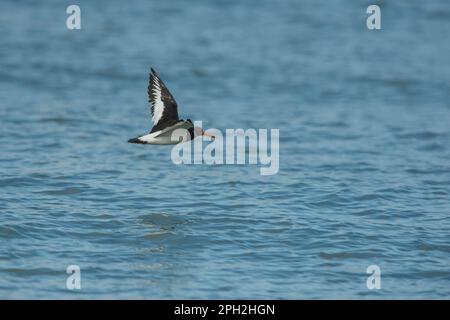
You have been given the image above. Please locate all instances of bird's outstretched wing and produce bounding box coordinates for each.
[148,68,179,132]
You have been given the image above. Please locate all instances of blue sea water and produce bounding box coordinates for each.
[0,0,449,299]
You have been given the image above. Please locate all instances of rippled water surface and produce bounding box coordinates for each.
[1,0,449,298]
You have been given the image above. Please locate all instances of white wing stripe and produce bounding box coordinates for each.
[151,78,164,125]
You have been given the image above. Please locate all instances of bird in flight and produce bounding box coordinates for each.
[128,68,214,144]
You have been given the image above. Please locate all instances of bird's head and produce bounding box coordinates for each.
[193,126,215,140]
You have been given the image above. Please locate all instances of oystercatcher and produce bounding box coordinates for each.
[128,68,213,145]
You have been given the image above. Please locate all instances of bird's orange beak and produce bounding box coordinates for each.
[202,130,215,140]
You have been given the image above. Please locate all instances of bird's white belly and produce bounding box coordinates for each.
[139,131,179,145]
[138,122,191,145]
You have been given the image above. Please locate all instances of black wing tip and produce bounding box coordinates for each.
[150,67,158,76]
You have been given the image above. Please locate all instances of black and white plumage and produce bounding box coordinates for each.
[148,68,179,132]
[128,68,213,145]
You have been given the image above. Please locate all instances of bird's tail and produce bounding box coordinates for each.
[128,137,146,144]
